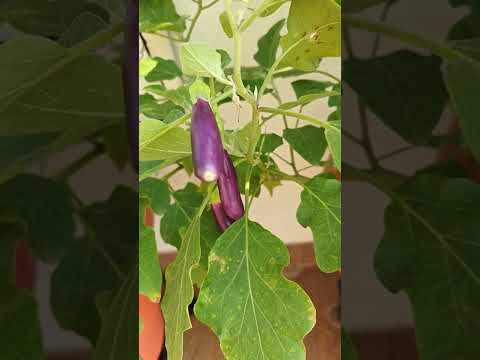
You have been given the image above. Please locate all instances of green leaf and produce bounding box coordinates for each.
[81,187,138,274]
[0,174,75,262]
[0,288,43,359]
[443,59,480,161]
[139,160,166,180]
[140,94,184,121]
[280,0,341,71]
[291,79,334,98]
[343,0,387,13]
[145,85,192,110]
[217,49,232,68]
[342,329,358,360]
[145,57,183,82]
[93,269,138,360]
[140,57,157,77]
[258,133,284,154]
[375,176,480,358]
[0,36,66,108]
[297,175,341,272]
[0,0,89,37]
[180,43,229,84]
[59,12,107,47]
[236,161,262,198]
[326,120,341,171]
[254,19,285,68]
[162,197,208,360]
[139,224,162,302]
[195,219,316,360]
[139,120,191,162]
[343,50,448,144]
[259,0,290,17]
[219,11,233,38]
[139,0,186,33]
[140,178,171,216]
[284,125,327,165]
[103,124,129,170]
[189,78,211,103]
[1,55,124,135]
[51,240,119,344]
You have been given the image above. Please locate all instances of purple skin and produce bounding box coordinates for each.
[211,202,233,232]
[122,0,139,173]
[218,150,245,220]
[191,98,224,182]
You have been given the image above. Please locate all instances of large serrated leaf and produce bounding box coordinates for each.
[297,175,341,272]
[375,176,480,358]
[195,219,316,360]
[195,218,315,360]
[161,211,203,360]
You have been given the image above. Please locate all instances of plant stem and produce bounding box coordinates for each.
[55,145,105,181]
[162,165,183,181]
[344,15,475,63]
[358,101,377,168]
[259,107,335,130]
[148,32,184,42]
[140,33,152,57]
[202,0,220,9]
[315,70,341,83]
[370,0,396,56]
[377,144,420,161]
[342,163,407,192]
[185,0,203,42]
[271,152,292,166]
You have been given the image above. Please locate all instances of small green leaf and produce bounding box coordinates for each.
[140,94,184,121]
[93,269,138,360]
[258,133,284,154]
[259,0,290,17]
[139,58,157,77]
[145,57,182,82]
[219,11,233,38]
[443,59,480,161]
[297,175,341,272]
[284,125,327,165]
[291,79,334,98]
[195,219,316,360]
[0,288,43,359]
[180,43,229,84]
[254,19,285,68]
[145,85,192,110]
[140,178,170,216]
[325,120,341,171]
[189,78,211,103]
[280,0,340,71]
[139,121,191,162]
[140,0,186,33]
[217,49,232,68]
[139,225,162,302]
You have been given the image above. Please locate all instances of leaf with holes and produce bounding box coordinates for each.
[195,219,316,360]
[280,0,340,71]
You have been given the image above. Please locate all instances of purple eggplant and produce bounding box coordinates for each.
[218,150,244,220]
[211,202,233,232]
[191,98,224,182]
[122,0,139,172]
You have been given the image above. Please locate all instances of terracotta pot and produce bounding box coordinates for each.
[140,206,165,359]
[139,294,165,360]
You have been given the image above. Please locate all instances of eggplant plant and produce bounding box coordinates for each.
[139,0,341,359]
